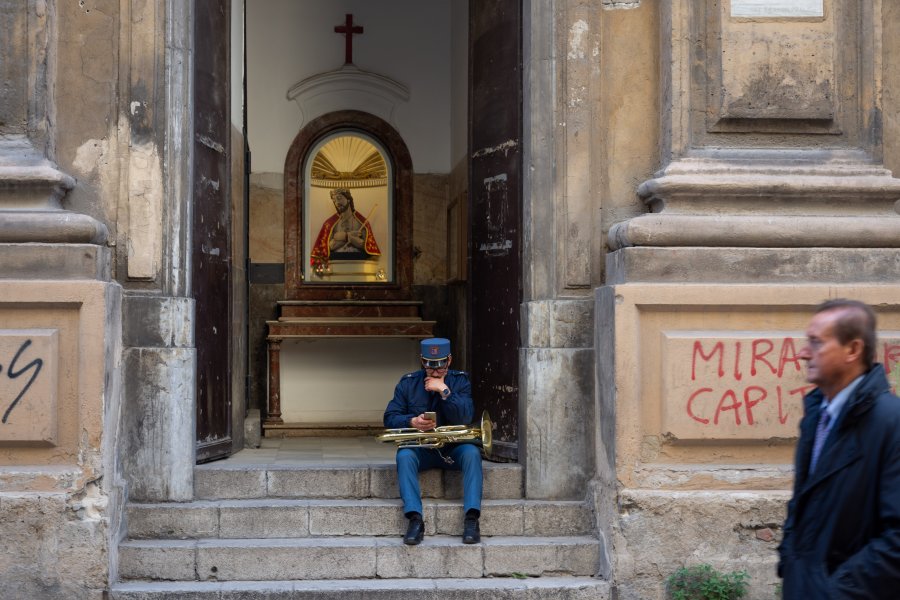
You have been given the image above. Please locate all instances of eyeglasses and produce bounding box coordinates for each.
[421,357,450,369]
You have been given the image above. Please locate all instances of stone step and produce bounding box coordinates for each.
[194,462,524,500]
[118,535,601,581]
[110,577,611,599]
[127,498,594,539]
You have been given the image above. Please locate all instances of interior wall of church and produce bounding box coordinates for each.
[447,0,469,370]
[246,0,452,175]
[245,1,467,418]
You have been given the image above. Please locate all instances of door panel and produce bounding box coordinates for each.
[468,0,522,461]
[193,0,233,463]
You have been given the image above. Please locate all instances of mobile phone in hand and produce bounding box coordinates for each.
[424,411,436,422]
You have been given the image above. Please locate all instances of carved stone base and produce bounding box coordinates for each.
[611,156,900,249]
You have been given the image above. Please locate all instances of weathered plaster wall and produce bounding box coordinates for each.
[520,0,614,500]
[0,1,129,597]
[598,1,658,238]
[0,281,122,599]
[3,0,200,593]
[1,491,109,599]
[61,3,201,583]
[114,0,196,503]
[597,284,900,599]
[55,0,120,230]
[412,174,451,284]
[606,489,787,600]
[884,1,900,177]
[592,2,900,599]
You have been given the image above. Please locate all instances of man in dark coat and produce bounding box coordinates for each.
[383,338,483,545]
[779,299,900,598]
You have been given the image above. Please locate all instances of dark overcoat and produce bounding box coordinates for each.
[383,369,473,429]
[779,363,900,599]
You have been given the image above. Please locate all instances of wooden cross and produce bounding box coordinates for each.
[334,14,364,65]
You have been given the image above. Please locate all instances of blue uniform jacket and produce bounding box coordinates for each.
[383,369,474,429]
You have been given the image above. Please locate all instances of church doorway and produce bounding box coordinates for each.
[237,0,522,458]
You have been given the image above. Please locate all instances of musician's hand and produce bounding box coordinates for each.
[411,414,436,431]
[424,376,448,395]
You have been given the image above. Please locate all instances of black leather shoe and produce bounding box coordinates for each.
[462,516,480,544]
[404,515,424,545]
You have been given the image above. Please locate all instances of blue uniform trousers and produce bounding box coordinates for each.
[396,444,483,517]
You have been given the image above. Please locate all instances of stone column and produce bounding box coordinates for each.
[520,0,601,500]
[596,1,900,597]
[116,0,197,502]
[0,2,122,597]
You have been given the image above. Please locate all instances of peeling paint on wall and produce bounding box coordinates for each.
[602,1,640,10]
[72,138,109,179]
[472,139,518,158]
[127,141,163,279]
[67,479,107,521]
[568,19,589,60]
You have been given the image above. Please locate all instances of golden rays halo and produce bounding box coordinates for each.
[311,135,388,188]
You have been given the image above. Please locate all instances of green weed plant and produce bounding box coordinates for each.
[666,564,749,600]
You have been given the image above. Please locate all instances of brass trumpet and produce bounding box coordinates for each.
[377,411,493,458]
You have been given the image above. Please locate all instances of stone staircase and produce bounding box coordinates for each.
[110,461,610,599]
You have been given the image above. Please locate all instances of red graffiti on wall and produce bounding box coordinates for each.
[690,338,803,382]
[683,337,900,430]
[686,383,814,427]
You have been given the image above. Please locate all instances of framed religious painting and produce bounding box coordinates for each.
[304,132,393,284]
[284,111,413,300]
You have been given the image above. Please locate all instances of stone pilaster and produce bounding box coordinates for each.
[597,2,900,597]
[521,0,602,499]
[116,0,197,501]
[0,2,122,597]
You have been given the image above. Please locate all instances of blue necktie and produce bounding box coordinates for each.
[809,409,832,473]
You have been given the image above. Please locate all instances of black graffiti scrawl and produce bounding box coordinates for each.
[1,339,43,424]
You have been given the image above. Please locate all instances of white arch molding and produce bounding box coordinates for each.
[286,64,411,128]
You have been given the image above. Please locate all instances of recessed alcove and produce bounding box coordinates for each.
[264,110,434,435]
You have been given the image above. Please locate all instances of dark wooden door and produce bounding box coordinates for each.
[193,0,233,463]
[468,0,522,461]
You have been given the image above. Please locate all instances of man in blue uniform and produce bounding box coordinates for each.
[383,338,483,545]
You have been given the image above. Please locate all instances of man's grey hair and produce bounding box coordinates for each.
[815,298,877,369]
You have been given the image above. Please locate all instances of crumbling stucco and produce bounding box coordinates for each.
[125,139,163,280]
[602,1,640,9]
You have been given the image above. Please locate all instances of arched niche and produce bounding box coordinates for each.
[284,111,413,300]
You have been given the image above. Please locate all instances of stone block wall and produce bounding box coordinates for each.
[596,283,900,599]
[0,280,123,599]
